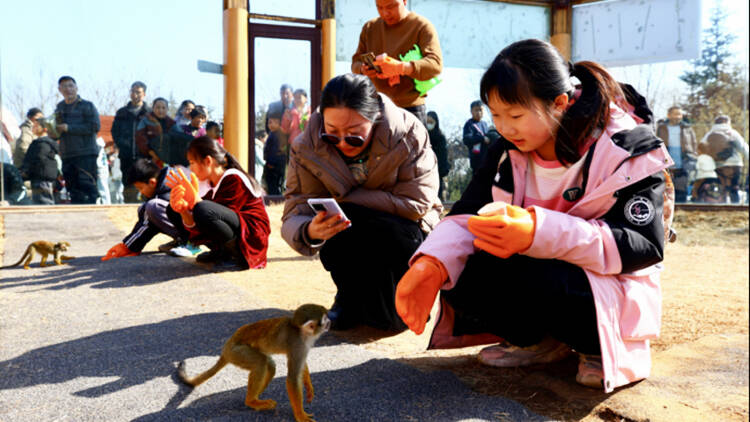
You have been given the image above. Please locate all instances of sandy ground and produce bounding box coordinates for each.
[2,205,748,421]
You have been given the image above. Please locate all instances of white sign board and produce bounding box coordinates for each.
[572,0,702,67]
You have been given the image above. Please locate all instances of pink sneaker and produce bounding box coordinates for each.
[478,337,572,367]
[576,353,604,388]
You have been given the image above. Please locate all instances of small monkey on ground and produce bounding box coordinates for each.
[177,304,330,422]
[2,241,74,270]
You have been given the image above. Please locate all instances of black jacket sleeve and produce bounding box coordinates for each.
[602,170,666,273]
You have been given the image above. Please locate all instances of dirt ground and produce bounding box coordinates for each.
[2,206,748,421]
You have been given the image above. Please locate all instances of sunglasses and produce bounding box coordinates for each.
[319,131,367,148]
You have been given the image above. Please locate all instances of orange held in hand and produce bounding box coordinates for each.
[166,168,201,211]
[101,243,138,261]
[467,202,536,259]
[395,255,448,335]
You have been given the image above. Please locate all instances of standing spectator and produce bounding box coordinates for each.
[351,0,442,126]
[167,106,207,167]
[698,115,749,203]
[174,100,195,128]
[281,89,311,146]
[13,108,44,169]
[254,130,266,184]
[426,111,450,200]
[112,81,150,203]
[656,106,697,202]
[135,97,176,168]
[463,100,490,174]
[205,121,224,146]
[52,76,101,204]
[179,106,207,138]
[266,84,294,171]
[20,117,59,204]
[108,145,124,204]
[263,109,286,195]
[95,137,111,205]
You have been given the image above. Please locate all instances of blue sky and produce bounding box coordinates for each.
[1,0,747,126]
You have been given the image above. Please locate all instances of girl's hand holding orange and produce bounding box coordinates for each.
[166,168,201,210]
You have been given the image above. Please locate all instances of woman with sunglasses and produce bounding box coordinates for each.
[281,73,442,332]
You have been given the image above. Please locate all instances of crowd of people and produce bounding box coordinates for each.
[0,78,225,206]
[1,0,747,397]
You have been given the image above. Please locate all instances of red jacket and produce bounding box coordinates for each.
[188,169,270,269]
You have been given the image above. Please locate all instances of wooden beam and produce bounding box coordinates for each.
[550,0,572,60]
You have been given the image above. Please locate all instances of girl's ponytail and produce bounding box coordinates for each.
[187,136,264,195]
[556,61,624,164]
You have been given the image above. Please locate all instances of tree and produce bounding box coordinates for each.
[679,5,749,142]
[443,126,472,201]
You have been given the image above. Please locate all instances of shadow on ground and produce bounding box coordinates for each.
[133,358,547,422]
[0,253,209,290]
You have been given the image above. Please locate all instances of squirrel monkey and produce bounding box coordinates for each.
[177,304,330,422]
[2,241,74,270]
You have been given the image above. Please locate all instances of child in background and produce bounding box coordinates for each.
[281,88,310,145]
[395,39,673,392]
[205,121,224,146]
[263,112,285,195]
[101,158,201,261]
[181,107,207,138]
[174,100,195,128]
[20,119,59,205]
[167,136,270,269]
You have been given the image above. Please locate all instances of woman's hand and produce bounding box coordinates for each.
[166,168,201,210]
[306,211,351,241]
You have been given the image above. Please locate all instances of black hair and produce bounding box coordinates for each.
[206,121,220,131]
[152,97,168,108]
[427,110,440,129]
[667,106,682,113]
[715,115,730,124]
[280,84,293,93]
[320,73,380,122]
[26,107,43,119]
[125,158,160,185]
[131,81,147,92]
[190,106,207,119]
[470,100,483,110]
[479,38,625,165]
[187,136,262,194]
[293,88,308,98]
[58,75,76,85]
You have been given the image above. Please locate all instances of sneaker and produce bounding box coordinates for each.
[478,336,572,367]
[168,242,202,258]
[576,353,604,388]
[158,239,180,253]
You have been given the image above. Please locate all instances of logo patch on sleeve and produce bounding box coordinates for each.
[624,196,655,226]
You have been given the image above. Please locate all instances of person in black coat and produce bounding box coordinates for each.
[426,111,450,200]
[20,125,59,205]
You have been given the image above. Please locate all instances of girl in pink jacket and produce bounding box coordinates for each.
[395,39,674,392]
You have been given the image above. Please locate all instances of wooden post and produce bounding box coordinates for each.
[550,0,572,61]
[223,0,249,170]
[321,0,336,89]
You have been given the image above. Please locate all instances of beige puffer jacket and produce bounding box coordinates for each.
[281,93,442,256]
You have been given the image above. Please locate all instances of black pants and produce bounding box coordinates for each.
[167,200,240,247]
[404,105,427,127]
[442,252,601,355]
[62,155,99,204]
[319,203,425,331]
[263,164,285,195]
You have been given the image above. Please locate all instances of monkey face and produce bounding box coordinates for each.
[56,242,70,251]
[320,314,331,333]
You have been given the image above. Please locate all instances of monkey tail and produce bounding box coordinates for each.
[1,247,31,269]
[177,356,228,387]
